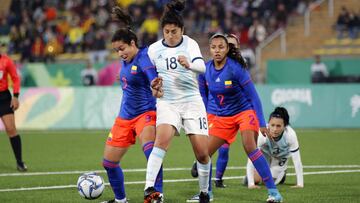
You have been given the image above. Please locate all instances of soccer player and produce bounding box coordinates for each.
[245,107,304,189]
[188,33,282,203]
[143,1,211,203]
[0,48,27,172]
[101,7,163,203]
[191,34,241,189]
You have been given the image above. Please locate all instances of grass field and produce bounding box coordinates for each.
[0,129,360,202]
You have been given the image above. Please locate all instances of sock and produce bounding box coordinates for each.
[197,159,210,193]
[248,149,276,190]
[208,163,212,192]
[145,147,166,190]
[143,142,163,192]
[9,135,23,164]
[103,159,126,200]
[216,144,229,180]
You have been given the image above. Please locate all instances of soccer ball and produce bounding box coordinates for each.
[77,172,105,199]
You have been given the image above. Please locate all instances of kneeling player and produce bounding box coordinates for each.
[245,107,304,189]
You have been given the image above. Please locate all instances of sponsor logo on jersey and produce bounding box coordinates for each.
[225,80,232,88]
[215,77,220,82]
[131,65,138,74]
[350,94,360,117]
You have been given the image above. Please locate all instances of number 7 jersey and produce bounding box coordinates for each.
[148,35,205,103]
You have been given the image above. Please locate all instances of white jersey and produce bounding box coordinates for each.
[258,125,299,160]
[148,35,204,103]
[246,125,303,187]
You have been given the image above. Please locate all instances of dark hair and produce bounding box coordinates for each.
[209,33,247,69]
[269,107,290,126]
[161,0,185,29]
[111,6,138,47]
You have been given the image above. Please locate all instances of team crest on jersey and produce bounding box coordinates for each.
[225,80,232,88]
[215,77,220,82]
[131,65,138,74]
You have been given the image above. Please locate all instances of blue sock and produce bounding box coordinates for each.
[216,144,229,180]
[248,149,276,190]
[103,159,125,200]
[143,141,163,193]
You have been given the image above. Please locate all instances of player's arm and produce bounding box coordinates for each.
[236,69,266,129]
[290,150,303,188]
[7,57,20,110]
[143,51,163,98]
[179,38,206,73]
[288,127,304,188]
[198,73,208,108]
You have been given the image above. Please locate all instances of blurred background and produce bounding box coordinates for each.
[0,0,359,130]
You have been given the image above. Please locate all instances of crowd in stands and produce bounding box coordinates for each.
[335,6,359,39]
[0,0,314,64]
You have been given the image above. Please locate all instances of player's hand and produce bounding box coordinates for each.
[116,73,120,81]
[248,185,261,189]
[260,127,269,137]
[152,87,164,98]
[151,77,163,90]
[10,97,19,111]
[177,55,190,69]
[291,185,304,188]
[151,77,164,98]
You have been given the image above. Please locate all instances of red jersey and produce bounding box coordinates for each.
[0,54,20,94]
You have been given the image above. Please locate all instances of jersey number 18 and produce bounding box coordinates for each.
[166,57,177,70]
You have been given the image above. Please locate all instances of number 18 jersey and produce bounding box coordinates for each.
[148,35,204,103]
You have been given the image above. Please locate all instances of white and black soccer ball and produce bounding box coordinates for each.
[77,172,105,200]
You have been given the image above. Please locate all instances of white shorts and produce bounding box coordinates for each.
[269,157,288,184]
[156,100,208,136]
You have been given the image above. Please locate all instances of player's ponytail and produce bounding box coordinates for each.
[228,43,247,69]
[161,0,185,29]
[111,6,138,47]
[269,107,290,126]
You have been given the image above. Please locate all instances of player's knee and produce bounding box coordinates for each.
[196,153,209,164]
[5,127,17,136]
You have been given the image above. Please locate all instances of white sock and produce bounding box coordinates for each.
[115,198,127,203]
[145,147,166,190]
[197,159,210,193]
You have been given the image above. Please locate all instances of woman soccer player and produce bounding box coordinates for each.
[191,33,241,189]
[143,1,211,203]
[189,33,282,203]
[0,50,27,172]
[101,7,163,203]
[245,107,304,189]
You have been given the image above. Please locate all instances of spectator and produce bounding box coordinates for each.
[336,6,350,39]
[88,29,108,64]
[31,36,45,62]
[311,55,329,83]
[81,61,98,86]
[138,5,160,46]
[248,19,267,48]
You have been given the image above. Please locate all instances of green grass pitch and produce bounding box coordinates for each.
[0,129,359,202]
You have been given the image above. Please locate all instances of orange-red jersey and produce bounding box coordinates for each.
[0,54,20,95]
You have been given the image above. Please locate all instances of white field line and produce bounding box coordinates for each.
[0,165,359,177]
[0,169,359,192]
